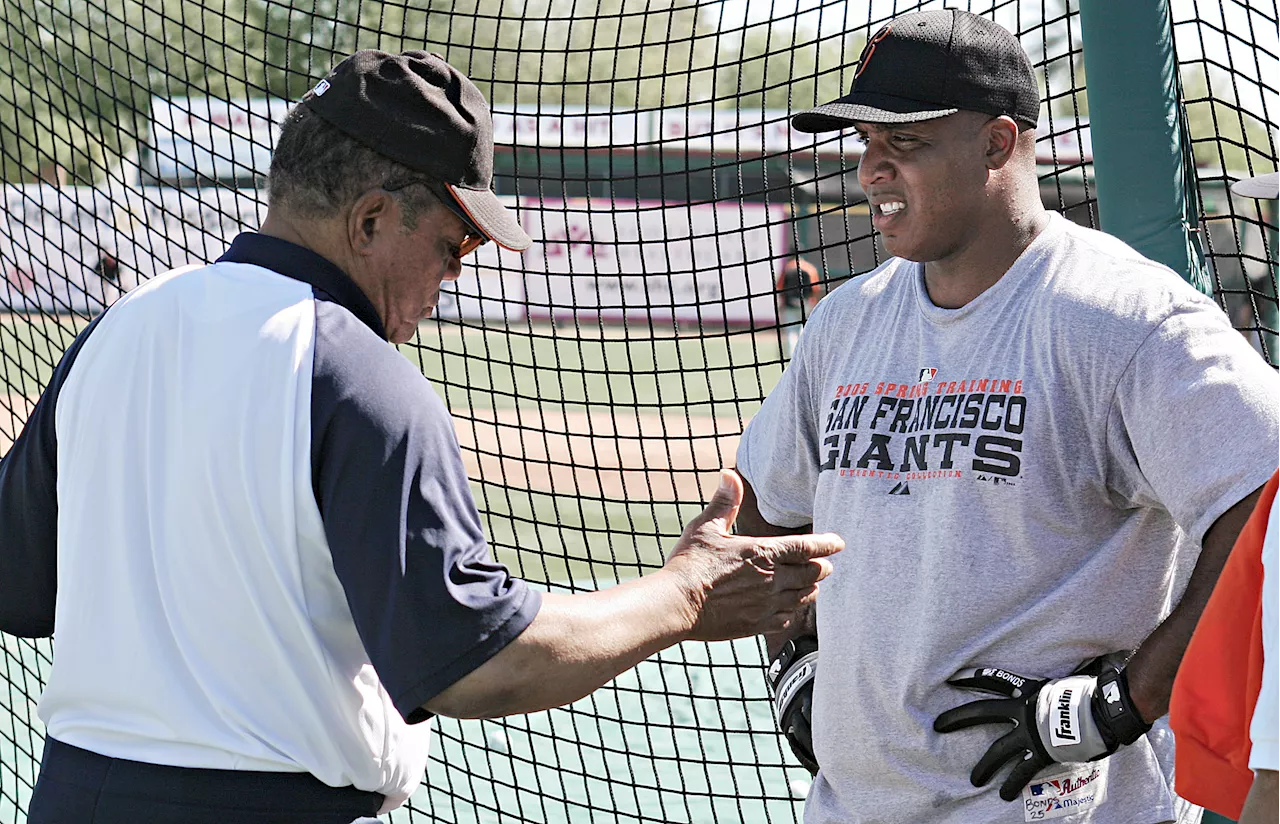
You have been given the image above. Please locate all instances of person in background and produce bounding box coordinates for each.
[92,248,120,284]
[1170,169,1279,824]
[775,256,821,359]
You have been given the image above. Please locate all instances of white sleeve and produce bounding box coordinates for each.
[1249,493,1279,772]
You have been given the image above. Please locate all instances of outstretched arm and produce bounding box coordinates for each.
[425,470,842,719]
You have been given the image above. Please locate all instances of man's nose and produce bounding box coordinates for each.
[857,144,893,188]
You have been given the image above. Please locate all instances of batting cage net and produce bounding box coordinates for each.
[1,0,1276,821]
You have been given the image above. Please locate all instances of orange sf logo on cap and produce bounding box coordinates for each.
[855,24,893,79]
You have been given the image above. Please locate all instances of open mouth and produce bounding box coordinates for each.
[876,201,906,216]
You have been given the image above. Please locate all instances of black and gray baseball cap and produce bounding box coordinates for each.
[792,9,1040,133]
[1231,172,1279,199]
[301,50,531,251]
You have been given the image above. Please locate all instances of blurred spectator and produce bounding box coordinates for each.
[93,250,120,284]
[775,257,820,358]
[36,162,67,188]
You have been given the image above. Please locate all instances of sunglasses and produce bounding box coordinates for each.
[381,177,489,258]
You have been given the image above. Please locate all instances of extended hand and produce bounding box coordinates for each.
[933,662,1150,801]
[664,470,842,642]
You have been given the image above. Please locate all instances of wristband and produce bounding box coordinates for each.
[1094,666,1151,746]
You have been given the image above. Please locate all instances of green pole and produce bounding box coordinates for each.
[1077,6,1246,814]
[1078,0,1212,295]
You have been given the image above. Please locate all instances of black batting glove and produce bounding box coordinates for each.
[933,660,1150,801]
[767,635,819,775]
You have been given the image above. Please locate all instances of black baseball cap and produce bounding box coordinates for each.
[792,9,1040,133]
[301,50,531,251]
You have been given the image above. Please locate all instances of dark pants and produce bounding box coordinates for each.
[28,737,383,824]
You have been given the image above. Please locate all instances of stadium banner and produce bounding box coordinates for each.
[148,97,290,183]
[441,234,528,323]
[2,185,134,313]
[3,187,787,324]
[520,198,788,324]
[146,97,1090,181]
[0,185,519,320]
[2,185,270,313]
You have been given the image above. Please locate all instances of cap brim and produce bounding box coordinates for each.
[792,97,958,133]
[1231,172,1279,199]
[446,184,533,252]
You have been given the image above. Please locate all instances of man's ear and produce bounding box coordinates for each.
[983,116,1021,170]
[347,189,395,255]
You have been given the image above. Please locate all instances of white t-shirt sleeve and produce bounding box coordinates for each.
[736,302,829,528]
[1250,493,1279,771]
[1104,298,1280,545]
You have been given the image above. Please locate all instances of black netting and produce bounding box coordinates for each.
[1,1,1276,822]
[1175,0,1280,362]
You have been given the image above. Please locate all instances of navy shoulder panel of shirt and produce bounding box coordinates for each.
[220,233,541,723]
[0,314,105,637]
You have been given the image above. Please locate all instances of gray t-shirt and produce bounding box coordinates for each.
[737,213,1279,824]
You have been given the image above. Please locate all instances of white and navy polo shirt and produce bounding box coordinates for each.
[0,232,541,811]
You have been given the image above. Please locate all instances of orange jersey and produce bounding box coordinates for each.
[1170,471,1278,818]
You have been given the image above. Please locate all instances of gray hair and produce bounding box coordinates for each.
[267,104,440,229]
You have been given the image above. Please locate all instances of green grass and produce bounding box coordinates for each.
[1,314,788,418]
[406,320,786,419]
[412,321,788,585]
[0,314,85,399]
[477,483,692,584]
[406,321,788,584]
[0,635,52,822]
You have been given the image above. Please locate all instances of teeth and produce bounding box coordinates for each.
[879,201,906,215]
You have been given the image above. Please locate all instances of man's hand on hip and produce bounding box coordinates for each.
[934,659,1151,801]
[664,470,842,642]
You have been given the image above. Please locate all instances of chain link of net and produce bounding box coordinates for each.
[1,0,1277,821]
[1175,0,1279,362]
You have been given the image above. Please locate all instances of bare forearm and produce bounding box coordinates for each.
[427,571,695,718]
[425,470,841,720]
[1126,485,1265,721]
[1240,769,1278,824]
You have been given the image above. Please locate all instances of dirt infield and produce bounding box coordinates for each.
[451,407,744,503]
[0,392,744,505]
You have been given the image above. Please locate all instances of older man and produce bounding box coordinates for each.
[0,51,841,824]
[744,9,1279,824]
